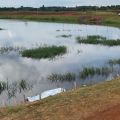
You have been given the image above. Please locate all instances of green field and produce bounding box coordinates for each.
[0,11,120,27]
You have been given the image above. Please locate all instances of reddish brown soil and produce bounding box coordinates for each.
[86,104,120,120]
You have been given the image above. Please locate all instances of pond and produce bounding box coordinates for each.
[0,19,120,106]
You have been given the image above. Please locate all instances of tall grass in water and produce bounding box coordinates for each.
[80,67,112,79]
[48,66,113,81]
[108,59,120,66]
[76,35,120,46]
[56,34,72,38]
[0,81,6,94]
[21,46,67,59]
[0,46,25,54]
[19,80,28,93]
[48,73,76,82]
[0,79,30,100]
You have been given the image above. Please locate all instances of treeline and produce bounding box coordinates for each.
[0,5,120,12]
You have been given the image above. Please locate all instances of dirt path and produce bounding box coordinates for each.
[86,104,120,120]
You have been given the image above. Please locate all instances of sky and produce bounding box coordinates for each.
[0,0,120,7]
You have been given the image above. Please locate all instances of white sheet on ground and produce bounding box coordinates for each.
[41,88,66,99]
[27,95,40,102]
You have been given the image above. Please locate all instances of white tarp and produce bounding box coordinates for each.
[41,88,66,99]
[27,95,40,102]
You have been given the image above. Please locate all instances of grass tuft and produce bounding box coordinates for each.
[80,67,112,79]
[108,59,120,66]
[76,35,120,46]
[0,28,3,30]
[21,46,67,59]
[57,34,72,38]
[48,73,76,82]
[0,46,25,54]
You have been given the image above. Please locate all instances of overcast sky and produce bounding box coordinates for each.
[0,0,120,7]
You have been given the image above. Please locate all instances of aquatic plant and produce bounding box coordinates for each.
[7,82,18,99]
[56,30,60,32]
[108,59,120,66]
[80,66,112,79]
[0,46,25,54]
[0,28,3,30]
[76,35,120,46]
[57,34,72,38]
[48,72,76,82]
[0,79,31,100]
[21,46,67,59]
[0,81,6,94]
[19,80,27,93]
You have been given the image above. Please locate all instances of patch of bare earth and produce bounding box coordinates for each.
[86,104,120,120]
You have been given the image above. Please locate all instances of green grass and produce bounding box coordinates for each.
[0,81,6,94]
[0,79,28,97]
[0,11,120,27]
[48,65,113,81]
[0,15,77,24]
[21,46,67,59]
[80,66,112,79]
[103,16,120,27]
[0,46,25,54]
[48,73,76,82]
[56,34,72,38]
[76,35,120,46]
[108,59,120,65]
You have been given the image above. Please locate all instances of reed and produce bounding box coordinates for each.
[0,46,25,54]
[57,34,72,38]
[48,72,76,82]
[21,46,67,59]
[0,81,6,94]
[80,66,112,79]
[0,79,29,99]
[108,59,120,65]
[76,35,120,46]
[0,28,3,30]
[19,80,27,93]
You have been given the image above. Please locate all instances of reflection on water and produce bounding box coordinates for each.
[0,20,120,106]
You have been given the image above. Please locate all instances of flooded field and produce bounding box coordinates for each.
[0,19,120,106]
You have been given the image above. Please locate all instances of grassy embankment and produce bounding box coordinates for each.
[77,35,120,46]
[1,77,120,120]
[0,11,120,27]
[21,46,67,59]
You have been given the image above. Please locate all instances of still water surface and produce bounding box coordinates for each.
[0,20,120,106]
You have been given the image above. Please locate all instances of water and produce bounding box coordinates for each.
[0,19,120,106]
